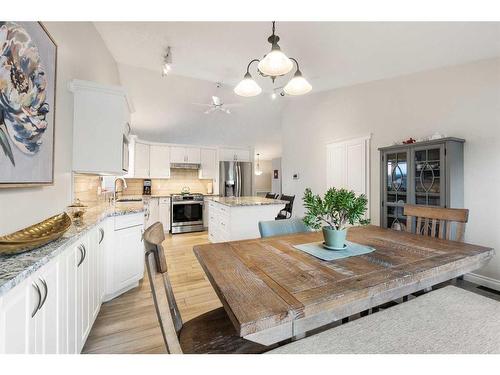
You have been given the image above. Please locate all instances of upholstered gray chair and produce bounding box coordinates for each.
[258,218,310,238]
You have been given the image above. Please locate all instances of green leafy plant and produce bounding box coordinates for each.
[303,187,369,230]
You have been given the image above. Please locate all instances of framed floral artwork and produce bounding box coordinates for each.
[0,22,57,187]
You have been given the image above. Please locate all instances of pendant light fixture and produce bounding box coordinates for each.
[283,59,312,96]
[235,22,312,97]
[255,153,263,176]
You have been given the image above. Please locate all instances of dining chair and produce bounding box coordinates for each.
[259,218,311,238]
[265,192,277,199]
[276,194,295,220]
[403,204,469,242]
[143,222,268,354]
[402,204,469,298]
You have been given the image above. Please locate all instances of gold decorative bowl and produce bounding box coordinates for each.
[0,212,72,255]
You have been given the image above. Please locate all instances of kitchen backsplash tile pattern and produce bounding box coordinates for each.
[73,174,102,203]
[73,169,213,203]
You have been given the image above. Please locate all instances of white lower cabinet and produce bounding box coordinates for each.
[0,213,144,354]
[104,213,144,302]
[76,234,91,352]
[158,198,171,232]
[0,276,32,353]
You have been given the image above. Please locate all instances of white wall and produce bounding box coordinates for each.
[117,63,283,159]
[0,22,120,235]
[271,157,282,195]
[281,57,500,283]
[255,160,273,194]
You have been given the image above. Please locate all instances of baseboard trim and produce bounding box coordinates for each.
[464,273,500,292]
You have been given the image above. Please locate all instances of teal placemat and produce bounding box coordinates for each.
[293,241,375,261]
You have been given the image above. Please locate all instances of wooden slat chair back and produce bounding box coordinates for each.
[265,192,277,199]
[403,204,469,242]
[144,222,183,354]
[144,222,268,354]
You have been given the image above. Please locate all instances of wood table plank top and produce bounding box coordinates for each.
[193,225,494,342]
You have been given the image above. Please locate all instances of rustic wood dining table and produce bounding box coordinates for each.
[193,225,494,345]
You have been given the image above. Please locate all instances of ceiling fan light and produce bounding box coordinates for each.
[283,70,312,96]
[257,45,294,77]
[234,72,262,97]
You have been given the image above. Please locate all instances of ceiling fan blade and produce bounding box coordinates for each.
[193,103,213,107]
[212,96,221,106]
[223,103,243,108]
[222,108,231,114]
[204,107,216,114]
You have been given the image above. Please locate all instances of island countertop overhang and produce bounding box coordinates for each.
[207,196,287,207]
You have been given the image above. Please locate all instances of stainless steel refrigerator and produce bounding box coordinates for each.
[219,161,253,197]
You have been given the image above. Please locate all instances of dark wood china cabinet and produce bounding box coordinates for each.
[379,137,465,231]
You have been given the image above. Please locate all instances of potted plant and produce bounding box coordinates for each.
[303,187,369,250]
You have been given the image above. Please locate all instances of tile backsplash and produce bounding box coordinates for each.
[73,169,214,203]
[73,174,102,203]
[124,169,213,196]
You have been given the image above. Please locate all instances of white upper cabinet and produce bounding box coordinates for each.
[199,148,218,179]
[69,80,133,175]
[169,146,185,164]
[150,145,171,178]
[170,146,201,164]
[185,147,201,164]
[220,148,251,162]
[134,142,150,178]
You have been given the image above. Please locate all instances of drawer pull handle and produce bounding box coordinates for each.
[99,228,105,244]
[39,278,48,310]
[31,282,41,318]
[77,244,86,267]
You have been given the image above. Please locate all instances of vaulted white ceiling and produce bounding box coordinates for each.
[94,22,500,159]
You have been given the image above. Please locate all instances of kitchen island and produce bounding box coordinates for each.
[207,196,287,243]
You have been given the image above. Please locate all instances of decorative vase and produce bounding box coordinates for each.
[322,227,347,249]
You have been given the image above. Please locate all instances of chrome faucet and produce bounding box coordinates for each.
[114,177,128,202]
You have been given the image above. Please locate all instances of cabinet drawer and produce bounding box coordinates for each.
[159,198,170,204]
[114,213,144,230]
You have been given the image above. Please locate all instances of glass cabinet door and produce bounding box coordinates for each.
[384,150,408,230]
[413,145,444,207]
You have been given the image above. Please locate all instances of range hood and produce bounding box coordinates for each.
[170,163,200,170]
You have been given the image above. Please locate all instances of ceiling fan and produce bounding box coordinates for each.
[193,84,242,114]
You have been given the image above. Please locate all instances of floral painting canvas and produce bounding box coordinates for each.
[0,22,56,186]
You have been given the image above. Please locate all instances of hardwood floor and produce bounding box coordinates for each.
[82,230,500,354]
[82,231,221,354]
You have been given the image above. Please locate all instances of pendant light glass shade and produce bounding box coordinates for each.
[257,45,294,77]
[283,70,312,96]
[234,72,262,97]
[255,154,263,176]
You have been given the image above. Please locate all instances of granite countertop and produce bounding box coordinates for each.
[209,196,287,207]
[0,201,144,297]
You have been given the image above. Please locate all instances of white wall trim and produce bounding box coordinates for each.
[324,133,372,147]
[464,273,500,291]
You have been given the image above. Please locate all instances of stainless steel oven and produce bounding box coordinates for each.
[171,194,204,234]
